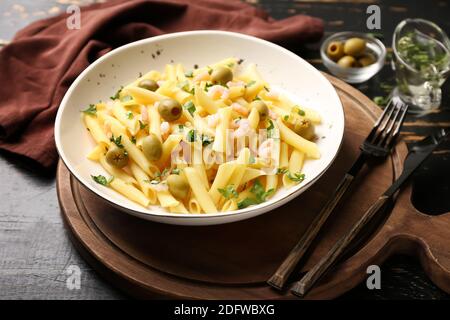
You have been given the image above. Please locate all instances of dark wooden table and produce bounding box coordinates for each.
[0,0,449,300]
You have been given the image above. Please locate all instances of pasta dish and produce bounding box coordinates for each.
[81,58,321,214]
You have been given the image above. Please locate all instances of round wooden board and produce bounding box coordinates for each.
[57,74,450,299]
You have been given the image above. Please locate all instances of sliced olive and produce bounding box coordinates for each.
[250,100,269,120]
[358,54,376,67]
[343,37,366,57]
[337,55,358,68]
[211,66,233,85]
[142,134,162,161]
[326,41,345,61]
[293,119,315,140]
[138,79,159,91]
[158,98,182,122]
[167,174,190,200]
[106,145,129,168]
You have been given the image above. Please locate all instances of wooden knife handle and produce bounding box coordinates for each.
[291,194,391,297]
[267,173,354,290]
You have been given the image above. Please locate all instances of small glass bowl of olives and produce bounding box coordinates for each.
[320,32,386,83]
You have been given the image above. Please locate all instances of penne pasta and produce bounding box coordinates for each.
[184,167,217,213]
[83,58,321,213]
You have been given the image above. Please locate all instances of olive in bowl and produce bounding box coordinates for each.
[320,32,386,83]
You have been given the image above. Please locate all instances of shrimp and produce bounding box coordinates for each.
[269,109,278,120]
[226,80,246,88]
[258,138,274,160]
[140,105,149,123]
[233,119,251,138]
[207,85,229,100]
[194,71,210,83]
[231,102,249,116]
[160,121,171,139]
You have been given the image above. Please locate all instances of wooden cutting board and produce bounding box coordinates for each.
[56,74,450,299]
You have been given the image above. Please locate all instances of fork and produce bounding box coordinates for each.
[267,97,409,290]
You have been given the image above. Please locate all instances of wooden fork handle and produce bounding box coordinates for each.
[291,194,391,297]
[267,173,355,290]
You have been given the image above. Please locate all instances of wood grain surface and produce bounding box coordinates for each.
[56,74,450,300]
[1,0,449,300]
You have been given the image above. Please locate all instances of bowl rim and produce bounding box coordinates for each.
[320,31,387,70]
[55,30,345,220]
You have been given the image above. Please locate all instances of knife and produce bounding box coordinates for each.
[291,128,450,297]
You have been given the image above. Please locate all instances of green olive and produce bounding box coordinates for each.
[106,145,129,168]
[293,119,315,140]
[337,55,358,68]
[211,66,233,85]
[167,174,190,200]
[250,100,269,120]
[142,134,162,161]
[326,41,345,61]
[158,98,182,121]
[343,37,366,57]
[138,79,159,91]
[358,53,376,67]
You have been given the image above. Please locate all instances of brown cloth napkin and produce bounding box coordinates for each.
[0,0,323,170]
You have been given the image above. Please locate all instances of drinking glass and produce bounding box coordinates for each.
[392,19,450,114]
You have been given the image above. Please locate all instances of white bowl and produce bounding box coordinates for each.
[55,31,344,226]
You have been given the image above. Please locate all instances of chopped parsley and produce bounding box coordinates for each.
[130,136,137,144]
[187,129,197,142]
[207,66,213,75]
[82,104,97,116]
[227,62,235,68]
[91,175,113,186]
[293,106,306,116]
[201,134,214,146]
[185,70,194,78]
[287,172,305,183]
[110,135,124,148]
[218,184,238,200]
[276,168,288,174]
[253,96,261,101]
[373,96,390,107]
[267,119,275,138]
[171,168,181,175]
[204,82,214,92]
[139,120,148,130]
[183,101,196,116]
[246,80,256,88]
[237,180,274,209]
[110,86,123,100]
[126,111,133,119]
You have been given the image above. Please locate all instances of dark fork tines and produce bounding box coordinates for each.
[362,98,408,157]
